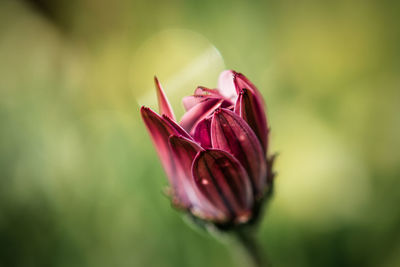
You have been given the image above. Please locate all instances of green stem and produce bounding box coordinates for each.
[234,229,269,267]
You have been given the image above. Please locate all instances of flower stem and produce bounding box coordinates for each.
[234,228,268,267]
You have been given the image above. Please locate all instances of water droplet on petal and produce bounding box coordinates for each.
[201,179,209,185]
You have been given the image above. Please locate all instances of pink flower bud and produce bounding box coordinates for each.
[141,70,273,225]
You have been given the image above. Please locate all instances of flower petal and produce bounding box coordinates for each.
[194,86,223,97]
[169,135,203,178]
[154,76,175,120]
[235,88,269,152]
[193,118,212,149]
[233,72,265,107]
[182,95,203,111]
[169,136,225,221]
[140,106,189,206]
[211,108,267,196]
[192,149,253,222]
[180,98,223,133]
[162,114,192,140]
[182,86,233,111]
[218,70,238,100]
[182,95,215,111]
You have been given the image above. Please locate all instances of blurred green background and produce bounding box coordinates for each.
[1,0,399,266]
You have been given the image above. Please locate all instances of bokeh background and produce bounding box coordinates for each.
[1,0,399,266]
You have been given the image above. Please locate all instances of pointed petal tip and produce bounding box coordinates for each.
[154,75,160,84]
[153,76,161,92]
[141,106,166,123]
[154,76,175,120]
[140,105,155,117]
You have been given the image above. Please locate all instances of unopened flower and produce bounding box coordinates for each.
[141,70,274,226]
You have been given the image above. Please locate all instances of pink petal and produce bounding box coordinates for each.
[140,106,189,206]
[169,136,225,221]
[233,72,265,107]
[194,86,223,97]
[180,98,223,133]
[154,76,175,120]
[235,88,269,153]
[162,114,192,140]
[193,118,212,149]
[182,86,232,112]
[182,95,211,111]
[211,108,267,196]
[218,70,238,101]
[192,149,253,223]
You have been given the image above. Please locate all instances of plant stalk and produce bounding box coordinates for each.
[234,228,269,267]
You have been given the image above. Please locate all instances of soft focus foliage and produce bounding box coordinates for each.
[0,0,399,266]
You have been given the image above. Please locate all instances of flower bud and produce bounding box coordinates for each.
[141,70,274,227]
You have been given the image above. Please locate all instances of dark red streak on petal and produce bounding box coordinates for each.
[197,152,235,218]
[215,112,254,189]
[235,88,268,152]
[211,109,267,195]
[193,150,252,219]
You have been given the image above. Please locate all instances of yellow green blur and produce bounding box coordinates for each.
[0,0,399,266]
